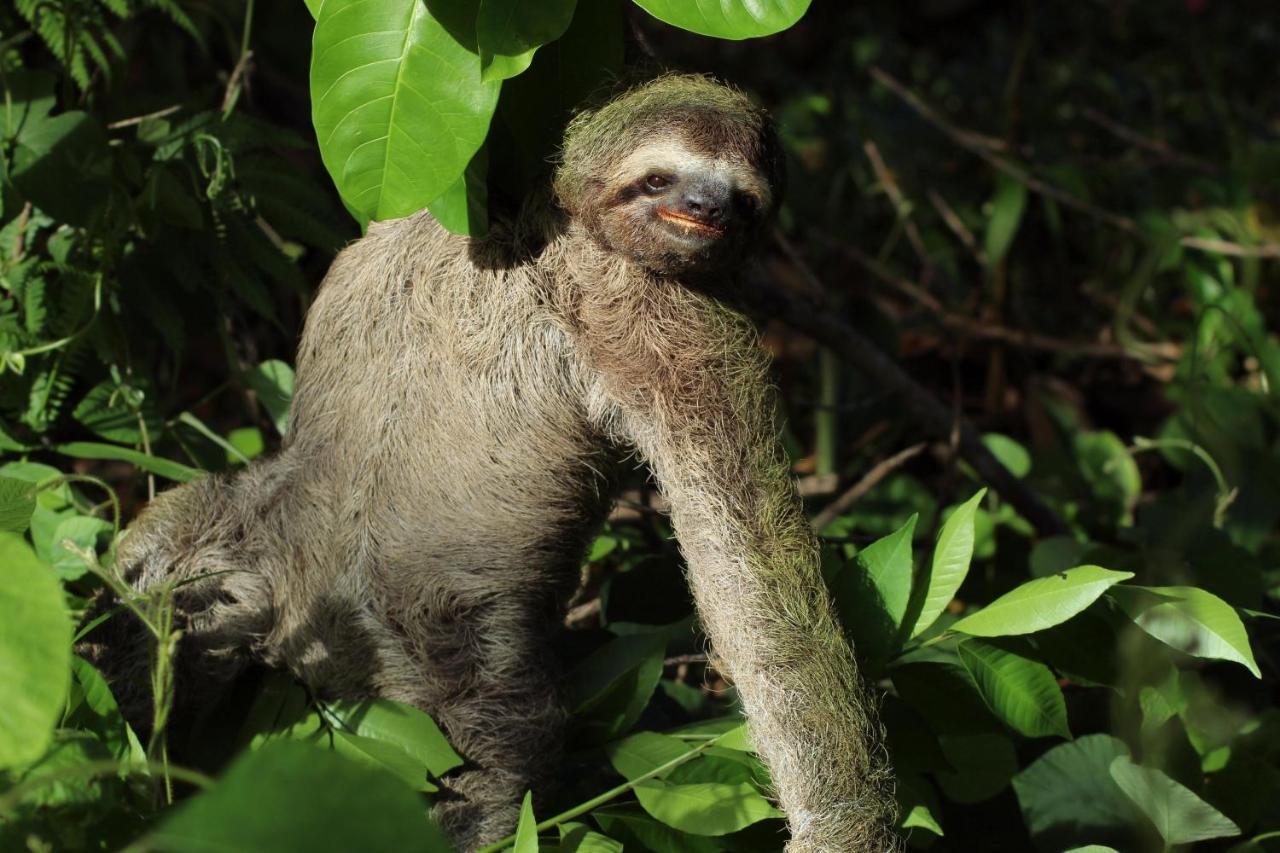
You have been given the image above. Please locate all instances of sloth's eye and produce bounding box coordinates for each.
[644,174,671,191]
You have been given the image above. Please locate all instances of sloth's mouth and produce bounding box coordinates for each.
[656,207,725,237]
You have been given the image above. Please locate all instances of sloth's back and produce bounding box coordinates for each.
[277,211,613,588]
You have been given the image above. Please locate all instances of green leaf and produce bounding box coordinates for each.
[304,0,322,17]
[0,532,71,768]
[1109,756,1240,845]
[630,0,812,39]
[591,803,724,853]
[984,172,1028,265]
[831,513,916,673]
[935,732,1018,803]
[982,433,1031,479]
[55,442,201,482]
[897,772,944,836]
[1012,734,1143,848]
[1111,585,1261,677]
[1075,431,1141,524]
[958,638,1069,739]
[514,790,539,852]
[951,565,1134,636]
[425,145,489,237]
[145,742,452,851]
[559,823,623,852]
[911,489,986,638]
[608,731,695,781]
[565,632,665,744]
[329,730,436,792]
[323,697,462,778]
[476,0,578,82]
[49,515,111,580]
[310,0,501,227]
[634,779,783,835]
[0,475,36,532]
[245,359,295,436]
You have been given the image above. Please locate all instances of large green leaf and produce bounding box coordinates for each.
[1012,735,1143,850]
[0,532,71,768]
[0,476,36,532]
[1111,585,1260,677]
[958,638,1069,739]
[310,0,501,227]
[950,565,1134,637]
[633,779,783,835]
[1109,756,1240,845]
[145,742,452,851]
[324,697,462,778]
[608,731,696,781]
[476,0,578,82]
[630,0,811,39]
[911,489,986,637]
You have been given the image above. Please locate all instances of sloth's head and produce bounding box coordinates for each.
[554,75,783,277]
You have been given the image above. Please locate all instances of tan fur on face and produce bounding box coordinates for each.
[82,75,900,853]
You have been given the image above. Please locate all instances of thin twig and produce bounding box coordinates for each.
[1080,107,1219,173]
[927,188,985,265]
[811,443,928,532]
[864,141,931,272]
[106,104,181,130]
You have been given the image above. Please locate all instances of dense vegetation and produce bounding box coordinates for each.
[0,1,1277,851]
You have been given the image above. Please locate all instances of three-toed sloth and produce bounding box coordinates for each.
[83,76,899,851]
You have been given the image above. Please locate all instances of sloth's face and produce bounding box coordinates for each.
[594,139,775,276]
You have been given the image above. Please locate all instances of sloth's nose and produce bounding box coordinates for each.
[680,180,731,225]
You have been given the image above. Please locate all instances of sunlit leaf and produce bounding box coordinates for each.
[1111,585,1260,677]
[0,476,36,532]
[310,0,501,228]
[0,532,71,768]
[631,0,812,39]
[911,490,986,638]
[633,779,783,835]
[951,565,1134,636]
[514,790,539,852]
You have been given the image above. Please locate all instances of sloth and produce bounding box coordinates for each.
[82,75,899,851]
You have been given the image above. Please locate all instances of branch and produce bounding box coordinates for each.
[749,270,1068,538]
[811,443,928,532]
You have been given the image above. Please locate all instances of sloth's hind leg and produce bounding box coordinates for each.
[384,577,565,852]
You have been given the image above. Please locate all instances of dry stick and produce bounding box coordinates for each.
[753,276,1068,537]
[810,442,928,532]
[864,141,931,271]
[1080,107,1219,174]
[869,66,1280,260]
[927,188,985,265]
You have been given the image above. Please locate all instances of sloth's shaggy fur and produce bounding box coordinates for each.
[81,75,900,851]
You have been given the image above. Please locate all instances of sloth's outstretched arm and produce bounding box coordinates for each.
[578,276,901,852]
